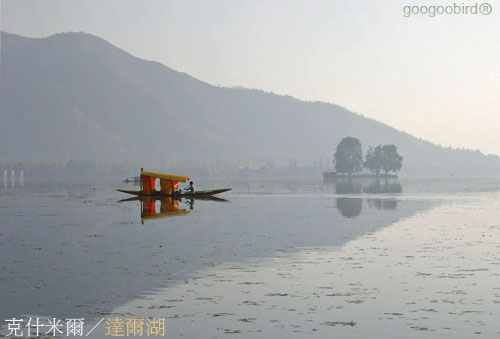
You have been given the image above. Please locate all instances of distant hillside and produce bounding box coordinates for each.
[1,31,499,175]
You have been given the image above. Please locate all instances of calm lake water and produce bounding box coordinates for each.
[1,177,500,338]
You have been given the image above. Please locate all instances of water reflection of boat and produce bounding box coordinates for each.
[119,197,190,223]
[141,198,189,222]
[120,195,228,223]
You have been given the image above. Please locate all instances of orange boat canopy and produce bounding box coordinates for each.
[141,170,190,195]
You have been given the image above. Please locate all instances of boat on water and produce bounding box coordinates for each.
[117,170,231,198]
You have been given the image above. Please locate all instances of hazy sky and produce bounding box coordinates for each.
[2,0,500,155]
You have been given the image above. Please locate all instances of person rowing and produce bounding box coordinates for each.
[183,181,195,193]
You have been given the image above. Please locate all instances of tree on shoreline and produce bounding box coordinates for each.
[381,144,403,176]
[364,145,383,176]
[333,137,363,176]
[364,144,403,176]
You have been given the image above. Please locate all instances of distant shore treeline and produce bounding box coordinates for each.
[0,159,140,178]
[0,159,328,179]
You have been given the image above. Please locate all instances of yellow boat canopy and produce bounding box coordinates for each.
[141,170,190,182]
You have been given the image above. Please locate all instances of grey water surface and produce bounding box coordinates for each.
[1,177,500,338]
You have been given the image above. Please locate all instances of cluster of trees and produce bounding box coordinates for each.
[333,137,403,176]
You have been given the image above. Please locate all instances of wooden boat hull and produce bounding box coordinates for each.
[117,188,231,198]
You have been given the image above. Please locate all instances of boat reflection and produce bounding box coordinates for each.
[141,198,190,222]
[120,195,228,223]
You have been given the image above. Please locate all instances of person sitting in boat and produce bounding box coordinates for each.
[183,181,195,193]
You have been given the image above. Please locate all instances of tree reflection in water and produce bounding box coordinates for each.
[367,198,398,211]
[333,178,402,218]
[336,197,363,218]
[364,180,402,194]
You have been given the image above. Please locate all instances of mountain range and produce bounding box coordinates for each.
[1,31,499,175]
